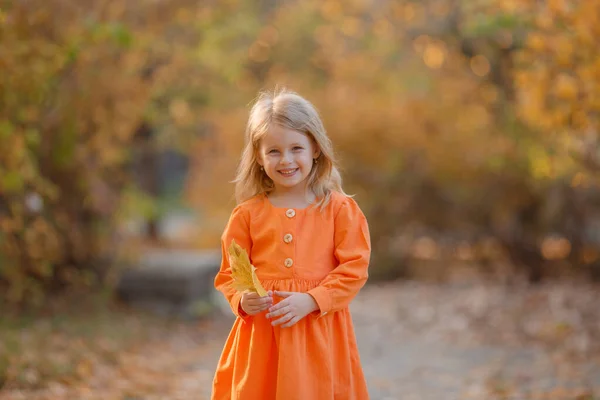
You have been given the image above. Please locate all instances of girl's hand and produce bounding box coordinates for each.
[266,291,319,328]
[240,290,273,316]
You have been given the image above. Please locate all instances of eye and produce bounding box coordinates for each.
[292,146,304,151]
[268,149,280,154]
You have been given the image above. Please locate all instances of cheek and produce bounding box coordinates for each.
[263,156,279,168]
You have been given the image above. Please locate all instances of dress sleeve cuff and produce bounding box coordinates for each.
[231,292,251,323]
[308,286,331,318]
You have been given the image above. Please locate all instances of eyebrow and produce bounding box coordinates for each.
[265,143,305,150]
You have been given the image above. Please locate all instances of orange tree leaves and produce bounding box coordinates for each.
[513,0,600,172]
[515,0,599,133]
[0,0,205,305]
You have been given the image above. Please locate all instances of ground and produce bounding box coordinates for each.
[1,280,599,400]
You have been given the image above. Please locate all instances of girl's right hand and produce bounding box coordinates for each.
[240,290,273,316]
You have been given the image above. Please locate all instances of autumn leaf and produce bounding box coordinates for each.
[227,239,268,297]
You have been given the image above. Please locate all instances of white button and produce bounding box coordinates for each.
[285,209,296,218]
[284,258,294,268]
[283,233,293,243]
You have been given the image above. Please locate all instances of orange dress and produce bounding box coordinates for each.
[211,191,371,400]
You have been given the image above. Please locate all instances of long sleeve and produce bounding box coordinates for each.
[308,197,371,317]
[214,205,252,321]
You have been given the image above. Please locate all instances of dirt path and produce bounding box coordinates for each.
[349,281,600,399]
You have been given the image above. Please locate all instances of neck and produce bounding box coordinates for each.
[270,184,315,205]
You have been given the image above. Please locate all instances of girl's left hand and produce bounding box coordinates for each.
[266,291,319,328]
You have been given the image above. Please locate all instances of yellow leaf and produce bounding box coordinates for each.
[227,239,267,297]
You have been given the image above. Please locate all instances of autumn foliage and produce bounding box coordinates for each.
[0,0,199,305]
[514,0,600,168]
[1,0,599,306]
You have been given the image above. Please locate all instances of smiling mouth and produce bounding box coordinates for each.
[278,168,299,177]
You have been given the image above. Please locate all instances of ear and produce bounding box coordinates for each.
[255,147,264,166]
[313,148,321,160]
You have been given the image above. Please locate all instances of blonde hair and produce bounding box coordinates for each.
[234,88,346,208]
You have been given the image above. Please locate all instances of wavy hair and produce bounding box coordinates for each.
[234,88,346,208]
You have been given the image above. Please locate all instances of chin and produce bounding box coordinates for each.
[276,177,306,189]
[277,181,300,189]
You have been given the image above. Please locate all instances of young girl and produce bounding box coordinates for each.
[211,89,371,400]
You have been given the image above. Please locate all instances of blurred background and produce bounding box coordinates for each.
[1,0,599,399]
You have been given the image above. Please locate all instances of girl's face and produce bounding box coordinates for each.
[257,124,320,194]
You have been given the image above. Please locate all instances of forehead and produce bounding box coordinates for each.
[260,124,312,147]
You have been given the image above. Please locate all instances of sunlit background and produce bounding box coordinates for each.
[1,0,599,399]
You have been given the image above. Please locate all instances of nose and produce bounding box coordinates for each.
[280,150,292,164]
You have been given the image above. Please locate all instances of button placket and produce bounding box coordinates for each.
[283,209,295,269]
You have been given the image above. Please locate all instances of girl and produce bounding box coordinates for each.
[211,89,371,400]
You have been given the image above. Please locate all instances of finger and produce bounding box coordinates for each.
[268,300,288,313]
[260,297,274,307]
[271,312,294,326]
[260,302,272,311]
[251,305,266,314]
[244,292,260,300]
[243,307,256,316]
[281,315,301,328]
[274,291,295,298]
[246,298,261,307]
[266,305,290,319]
[249,297,272,306]
[242,299,260,312]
